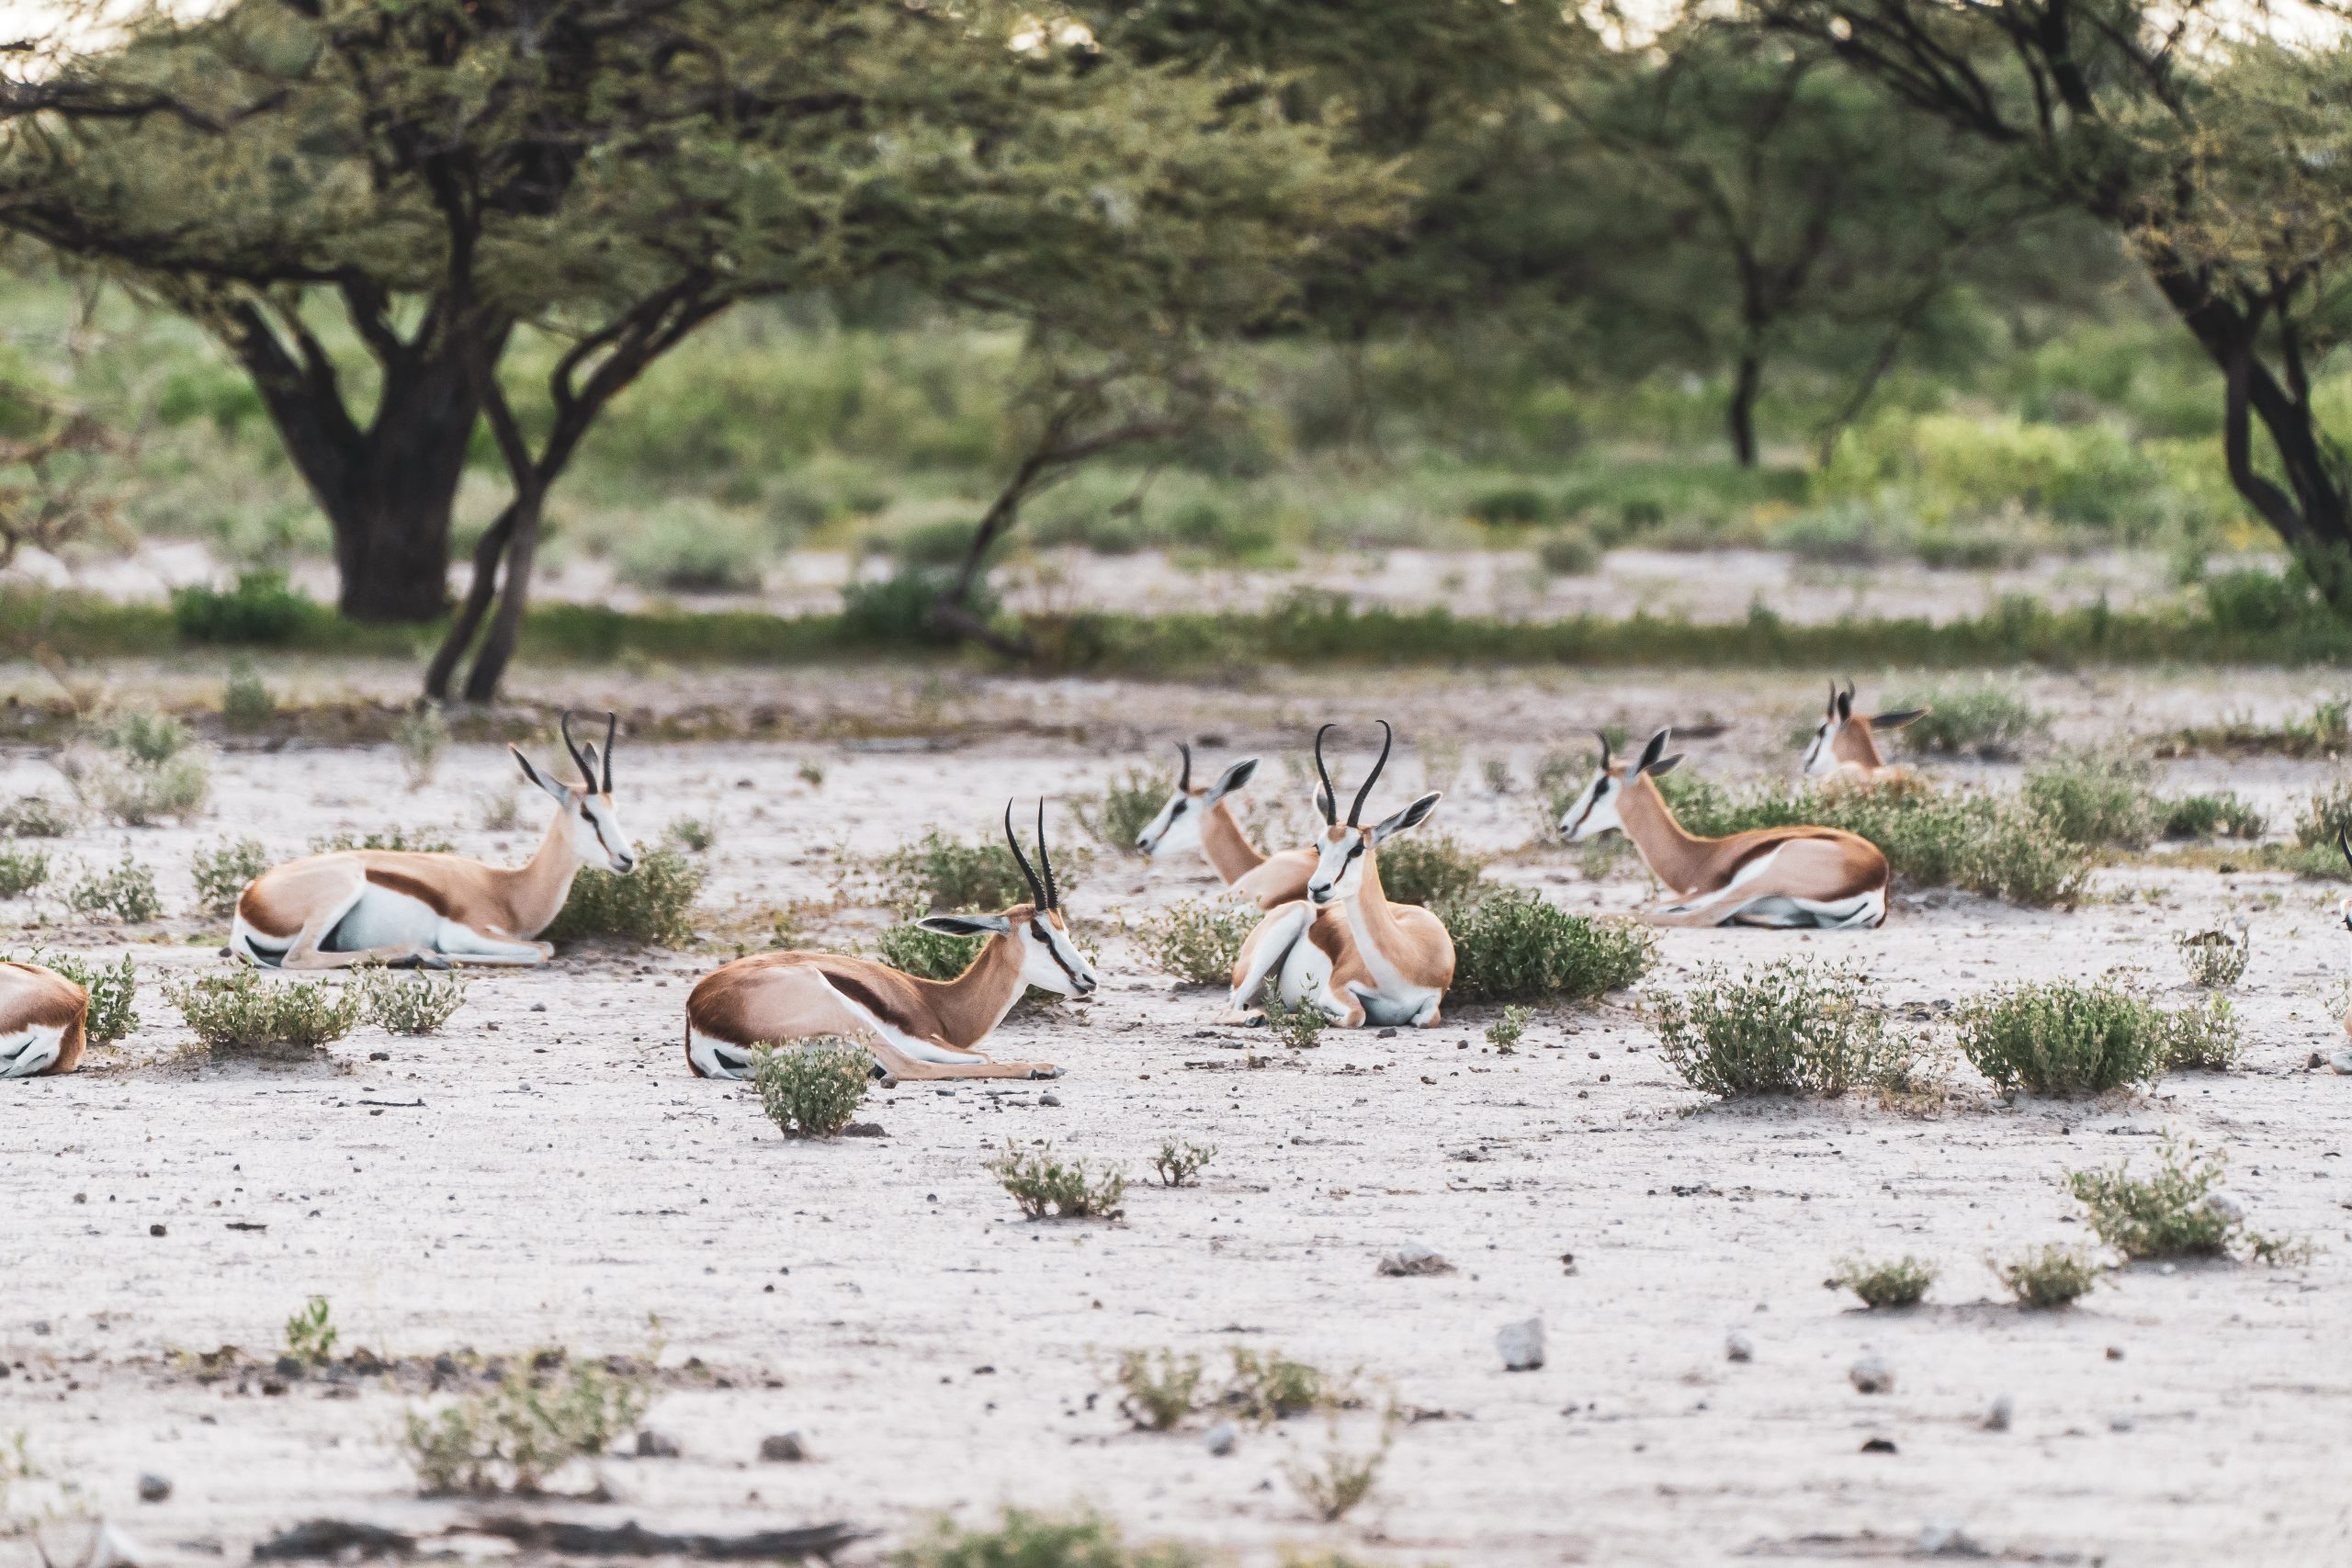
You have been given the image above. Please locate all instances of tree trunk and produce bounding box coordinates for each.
[460,491,543,702]
[1726,350,1761,468]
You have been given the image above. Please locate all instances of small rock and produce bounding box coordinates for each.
[148,1224,166,1237]
[758,1432,808,1462]
[1039,1092,1061,1107]
[2108,1412,2136,1433]
[1724,1330,1753,1363]
[273,1356,304,1380]
[1917,1522,1988,1557]
[1860,1437,1898,1454]
[530,1001,548,1012]
[2105,1345,2124,1360]
[2331,1050,2352,1075]
[368,1051,389,1062]
[431,1353,458,1379]
[633,1429,681,1458]
[1377,1243,1454,1277]
[1496,1316,1545,1372]
[2307,1051,2325,1069]
[1203,1421,1238,1456]
[1849,1354,1894,1394]
[1984,1393,2013,1432]
[137,1472,172,1503]
[1377,1028,1397,1038]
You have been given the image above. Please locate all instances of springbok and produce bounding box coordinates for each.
[0,960,89,1078]
[684,801,1098,1082]
[229,712,639,969]
[1133,742,1315,908]
[1226,722,1454,1028]
[1560,728,1891,929]
[1801,681,1929,779]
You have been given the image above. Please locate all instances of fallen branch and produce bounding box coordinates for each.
[471,1517,865,1560]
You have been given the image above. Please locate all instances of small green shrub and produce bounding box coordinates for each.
[394,705,450,791]
[2022,752,2158,848]
[222,659,276,730]
[877,919,982,981]
[611,502,773,592]
[1829,1255,1936,1309]
[1470,484,1552,525]
[192,838,270,914]
[1283,1408,1396,1523]
[987,1140,1127,1219]
[2175,927,2249,989]
[167,969,365,1051]
[40,952,137,1042]
[172,570,315,644]
[1894,682,2044,758]
[1993,1246,2098,1309]
[310,828,458,854]
[1151,1139,1216,1188]
[1080,766,1175,852]
[1442,888,1657,1003]
[840,565,984,647]
[1484,1004,1533,1053]
[796,758,825,788]
[364,970,470,1035]
[1376,832,1486,908]
[1655,960,1917,1098]
[883,829,1034,912]
[1130,897,1254,986]
[895,1510,1210,1568]
[400,1353,654,1495]
[2159,792,2267,840]
[1223,1348,1345,1425]
[542,849,702,946]
[2295,780,2352,851]
[663,816,716,852]
[751,1040,873,1137]
[1954,807,2096,908]
[1536,525,1601,576]
[98,710,191,764]
[64,747,211,825]
[1261,992,1328,1050]
[67,852,163,923]
[0,847,48,898]
[0,796,77,838]
[2157,990,2242,1071]
[284,1295,337,1362]
[1113,1349,1203,1430]
[476,789,525,831]
[1957,982,2170,1095]
[2067,1134,2306,1263]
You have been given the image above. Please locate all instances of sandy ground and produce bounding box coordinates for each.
[4,665,2351,1568]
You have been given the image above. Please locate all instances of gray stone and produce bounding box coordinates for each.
[1917,1522,1989,1558]
[633,1429,681,1458]
[2108,1412,2136,1433]
[136,1473,172,1503]
[1203,1421,1238,1456]
[1496,1316,1545,1372]
[758,1432,808,1462]
[1849,1354,1894,1394]
[2330,1050,2352,1075]
[272,1356,304,1380]
[1724,1330,1753,1363]
[1984,1393,2013,1432]
[1377,1243,1454,1277]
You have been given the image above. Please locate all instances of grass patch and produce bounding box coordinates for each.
[1829,1255,1936,1309]
[895,1510,1213,1568]
[751,1040,873,1137]
[166,969,365,1052]
[0,796,78,838]
[1128,897,1254,986]
[0,847,48,898]
[2022,752,2157,848]
[542,849,702,946]
[2158,792,2267,840]
[192,837,269,915]
[310,828,458,854]
[2165,694,2350,757]
[662,816,716,852]
[1536,524,1601,576]
[1484,1004,1532,1053]
[66,852,162,923]
[284,1295,337,1362]
[2176,927,2250,989]
[1375,832,1486,908]
[1112,1349,1204,1431]
[2295,780,2352,854]
[1079,765,1174,852]
[2068,1134,2307,1264]
[881,829,1040,912]
[394,705,450,790]
[1283,1407,1396,1523]
[1442,888,1657,1003]
[1891,680,2045,758]
[987,1140,1127,1219]
[1956,982,2173,1095]
[39,951,138,1042]
[400,1349,655,1495]
[363,970,469,1035]
[1151,1139,1216,1188]
[876,918,981,981]
[222,658,276,730]
[1222,1348,1347,1426]
[1992,1245,2098,1309]
[2159,991,2242,1071]
[1655,959,1917,1098]
[62,745,210,825]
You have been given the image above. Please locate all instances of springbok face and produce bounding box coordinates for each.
[1559,728,1682,841]
[513,710,639,874]
[1135,743,1259,857]
[1302,720,1441,907]
[920,800,1099,997]
[1802,681,1928,777]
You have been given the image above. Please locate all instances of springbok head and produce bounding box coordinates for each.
[1801,680,1929,777]
[1135,741,1261,857]
[511,710,639,874]
[919,802,1099,998]
[2338,831,2352,933]
[1558,727,1682,841]
[1304,721,1442,907]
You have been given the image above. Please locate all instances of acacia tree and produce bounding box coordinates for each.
[2,0,1390,694]
[1754,0,2352,601]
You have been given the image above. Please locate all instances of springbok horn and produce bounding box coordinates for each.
[1036,798,1059,909]
[1827,680,1838,717]
[2339,828,2351,874]
[1005,800,1046,908]
[1348,719,1393,827]
[1313,724,1339,824]
[1594,729,1613,770]
[1176,740,1193,793]
[559,710,595,787]
[601,711,616,793]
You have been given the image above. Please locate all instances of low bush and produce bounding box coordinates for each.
[221,659,276,730]
[364,971,469,1035]
[171,570,315,644]
[1223,1347,1345,1425]
[1152,1139,1216,1188]
[1953,807,2096,908]
[167,970,365,1052]
[1113,1349,1203,1430]
[896,1510,1211,1568]
[2022,752,2158,848]
[1376,832,1486,908]
[542,849,702,946]
[67,852,163,923]
[284,1295,338,1362]
[877,919,981,981]
[1536,525,1601,576]
[2067,1134,2306,1263]
[401,1352,654,1495]
[1129,897,1254,986]
[2295,781,2352,852]
[1080,766,1174,852]
[838,565,991,647]
[663,816,716,852]
[98,710,191,763]
[40,952,138,1042]
[192,838,269,915]
[751,1040,873,1137]
[1956,982,2170,1095]
[2159,792,2267,840]
[394,705,449,791]
[1893,681,2045,758]
[2159,991,2241,1071]
[611,503,774,593]
[311,828,458,854]
[0,796,77,838]
[62,747,211,826]
[1829,1255,1936,1309]
[1284,1409,1396,1524]
[1442,888,1657,1003]
[2175,927,2249,989]
[1993,1245,2098,1309]
[987,1140,1126,1219]
[883,829,1034,912]
[1261,993,1328,1050]
[1655,959,1917,1098]
[1485,1004,1533,1053]
[0,847,48,898]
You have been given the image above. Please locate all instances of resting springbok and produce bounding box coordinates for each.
[1801,681,1928,780]
[1133,742,1315,908]
[229,712,639,969]
[684,801,1098,1082]
[0,959,89,1078]
[1226,721,1454,1028]
[1560,728,1891,929]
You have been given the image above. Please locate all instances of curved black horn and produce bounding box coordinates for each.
[1595,728,1613,769]
[601,711,616,793]
[1176,740,1193,793]
[1036,798,1059,909]
[1004,800,1046,908]
[1826,680,1838,717]
[1313,724,1339,824]
[2340,828,2350,873]
[1348,719,1393,827]
[558,710,595,786]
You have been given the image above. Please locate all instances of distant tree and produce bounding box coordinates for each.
[1757,0,2352,603]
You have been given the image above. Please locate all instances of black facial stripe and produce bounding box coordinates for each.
[1035,922,1085,983]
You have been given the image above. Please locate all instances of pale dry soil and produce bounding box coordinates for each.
[5,665,2351,1568]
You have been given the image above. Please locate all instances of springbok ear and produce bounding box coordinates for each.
[1313,783,1334,820]
[512,747,570,803]
[1871,706,1928,730]
[1371,791,1442,844]
[1643,752,1684,778]
[1207,758,1258,802]
[1635,728,1671,773]
[916,914,1012,938]
[578,741,603,784]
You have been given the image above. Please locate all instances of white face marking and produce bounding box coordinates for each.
[1305,827,1369,907]
[1136,791,1203,856]
[571,792,639,874]
[1558,773,1623,841]
[1020,916,1100,998]
[1801,719,1841,776]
